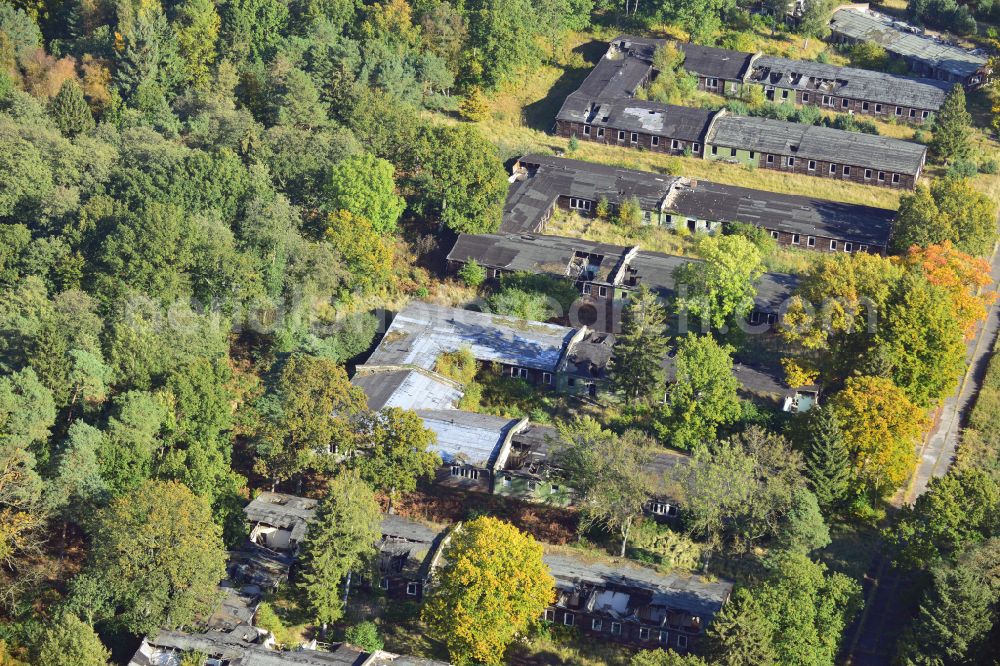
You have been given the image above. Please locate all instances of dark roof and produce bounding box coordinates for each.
[544,551,732,621]
[449,234,797,314]
[707,114,927,175]
[830,8,989,79]
[501,154,677,234]
[668,177,895,246]
[244,492,318,542]
[750,54,949,110]
[448,231,631,282]
[557,91,716,143]
[677,42,754,80]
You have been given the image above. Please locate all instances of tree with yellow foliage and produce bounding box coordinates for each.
[325,210,394,295]
[830,376,927,502]
[423,517,554,666]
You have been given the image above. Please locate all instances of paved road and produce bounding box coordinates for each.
[904,252,1000,504]
[842,247,1000,666]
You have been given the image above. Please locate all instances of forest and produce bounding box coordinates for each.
[1,0,1000,664]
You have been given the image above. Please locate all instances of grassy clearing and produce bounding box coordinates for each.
[818,521,882,581]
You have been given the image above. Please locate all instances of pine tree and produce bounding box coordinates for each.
[610,285,669,404]
[930,85,972,163]
[800,407,851,513]
[298,470,382,635]
[49,80,95,136]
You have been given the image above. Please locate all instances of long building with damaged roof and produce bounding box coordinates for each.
[704,113,926,189]
[500,155,895,252]
[830,7,991,88]
[543,549,733,650]
[447,232,796,328]
[555,36,927,187]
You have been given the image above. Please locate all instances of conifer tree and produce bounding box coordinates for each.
[610,285,668,405]
[799,407,851,513]
[930,85,972,163]
[49,80,94,136]
[298,470,381,635]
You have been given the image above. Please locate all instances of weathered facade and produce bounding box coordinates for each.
[543,552,732,651]
[500,155,894,253]
[704,113,926,189]
[555,36,929,188]
[829,7,991,89]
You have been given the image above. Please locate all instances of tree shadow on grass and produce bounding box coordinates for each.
[521,40,608,133]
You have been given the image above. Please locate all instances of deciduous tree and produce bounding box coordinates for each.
[79,480,227,635]
[350,407,440,510]
[659,334,740,450]
[674,235,763,331]
[423,516,554,666]
[554,418,655,556]
[36,614,110,666]
[830,376,927,502]
[298,470,382,633]
[324,153,405,235]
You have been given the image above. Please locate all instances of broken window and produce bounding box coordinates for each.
[842,98,849,108]
[617,130,626,141]
[875,104,882,113]
[864,168,872,179]
[693,142,701,153]
[651,136,659,147]
[598,286,608,297]
[829,163,837,174]
[802,92,810,102]
[843,166,851,176]
[583,125,591,136]
[787,156,795,167]
[845,242,853,252]
[563,613,574,627]
[862,101,870,111]
[406,582,420,596]
[639,627,651,641]
[895,106,903,116]
[677,635,688,649]
[770,230,779,240]
[878,171,885,181]
[542,372,552,385]
[807,236,816,247]
[792,233,800,244]
[597,127,605,138]
[611,622,622,635]
[592,618,603,631]
[830,240,838,250]
[730,147,737,157]
[766,154,775,164]
[808,160,816,171]
[659,631,669,644]
[630,132,638,143]
[671,139,681,149]
[545,609,555,622]
[892,173,900,184]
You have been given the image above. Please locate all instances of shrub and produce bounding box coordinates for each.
[458,259,486,287]
[345,621,383,653]
[726,99,750,116]
[568,134,579,153]
[255,602,294,647]
[595,196,610,219]
[629,520,702,570]
[487,287,552,321]
[980,158,999,174]
[435,348,478,385]
[726,221,776,255]
[946,158,979,179]
[458,88,490,121]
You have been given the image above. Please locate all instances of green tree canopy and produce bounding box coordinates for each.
[674,235,763,331]
[554,417,655,556]
[77,480,227,635]
[324,152,405,235]
[423,516,554,666]
[298,469,382,631]
[659,333,741,450]
[610,285,669,405]
[35,614,110,666]
[929,85,971,163]
[350,407,440,508]
[48,80,95,136]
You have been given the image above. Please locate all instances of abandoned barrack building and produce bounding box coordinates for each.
[829,6,991,88]
[554,36,928,187]
[128,630,451,666]
[447,233,799,331]
[618,34,951,122]
[501,154,895,253]
[543,551,733,650]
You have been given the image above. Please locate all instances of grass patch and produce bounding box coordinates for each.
[545,208,698,255]
[507,629,633,666]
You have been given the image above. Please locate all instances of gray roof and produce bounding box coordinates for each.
[367,301,577,374]
[448,232,631,284]
[668,177,895,246]
[557,91,716,143]
[244,492,318,543]
[381,514,442,545]
[449,234,797,314]
[707,114,927,175]
[750,54,950,110]
[677,41,754,80]
[544,551,732,620]
[130,631,371,666]
[830,8,989,79]
[502,154,677,234]
[414,409,521,467]
[351,369,463,411]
